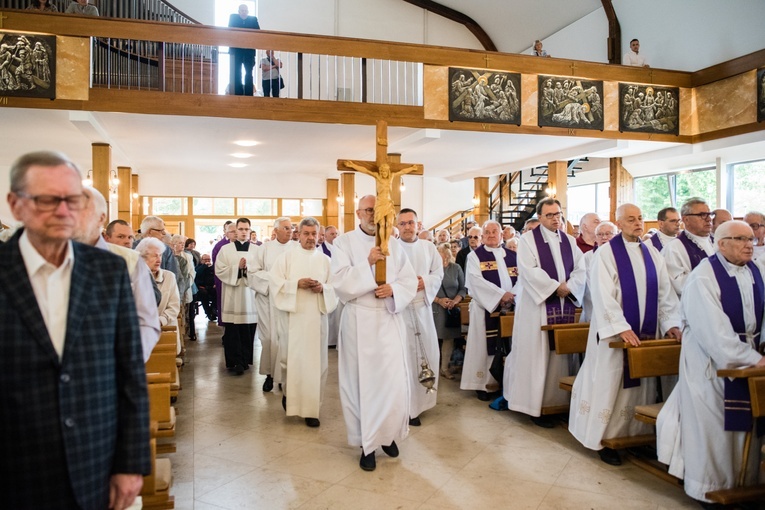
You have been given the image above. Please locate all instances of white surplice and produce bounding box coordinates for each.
[320,242,343,347]
[270,246,338,419]
[251,239,296,381]
[579,249,596,323]
[662,232,714,297]
[330,228,417,455]
[399,238,443,418]
[568,239,681,450]
[460,246,515,391]
[504,227,586,416]
[215,242,258,324]
[657,254,764,502]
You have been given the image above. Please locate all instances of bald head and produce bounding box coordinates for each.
[73,186,107,245]
[716,220,755,266]
[616,203,644,242]
[578,213,601,245]
[712,209,732,234]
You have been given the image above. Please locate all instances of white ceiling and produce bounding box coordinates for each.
[1,107,763,187]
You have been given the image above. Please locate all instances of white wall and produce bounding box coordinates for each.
[521,9,608,63]
[165,0,216,25]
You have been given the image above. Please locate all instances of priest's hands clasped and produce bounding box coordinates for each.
[374,284,393,299]
[298,278,323,294]
[238,257,247,269]
[500,292,515,306]
[556,282,571,298]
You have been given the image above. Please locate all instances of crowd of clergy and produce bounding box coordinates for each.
[7,176,764,505]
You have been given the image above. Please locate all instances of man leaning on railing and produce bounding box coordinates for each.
[64,0,98,16]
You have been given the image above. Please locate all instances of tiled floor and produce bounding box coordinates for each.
[169,319,702,509]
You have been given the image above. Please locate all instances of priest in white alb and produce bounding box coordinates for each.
[461,220,517,401]
[505,198,586,427]
[330,195,418,472]
[270,217,337,428]
[579,221,616,323]
[215,218,259,375]
[251,216,296,391]
[397,208,443,426]
[568,204,682,466]
[658,220,765,504]
[663,198,715,297]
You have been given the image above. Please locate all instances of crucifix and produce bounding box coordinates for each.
[337,120,423,284]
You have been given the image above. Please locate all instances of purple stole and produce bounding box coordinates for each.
[610,235,659,388]
[475,245,518,354]
[650,234,663,251]
[532,227,577,350]
[677,231,708,270]
[709,254,764,436]
[321,242,332,257]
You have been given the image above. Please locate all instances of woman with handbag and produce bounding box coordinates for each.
[260,49,283,97]
[432,243,466,379]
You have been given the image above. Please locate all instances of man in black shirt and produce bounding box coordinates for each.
[228,4,260,96]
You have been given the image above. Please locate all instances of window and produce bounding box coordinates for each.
[192,198,234,215]
[238,198,276,216]
[282,199,300,216]
[731,160,765,217]
[151,197,187,215]
[675,169,715,209]
[301,199,323,217]
[567,182,610,225]
[635,175,671,220]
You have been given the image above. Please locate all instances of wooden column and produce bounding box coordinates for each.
[341,172,355,233]
[92,143,111,218]
[547,160,569,220]
[325,178,339,228]
[131,174,141,228]
[117,166,132,223]
[473,177,489,226]
[389,153,402,214]
[609,157,634,222]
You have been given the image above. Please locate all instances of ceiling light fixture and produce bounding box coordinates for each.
[83,170,93,187]
[228,163,247,168]
[231,153,253,159]
[234,140,259,147]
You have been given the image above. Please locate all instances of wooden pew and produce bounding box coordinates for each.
[141,421,174,510]
[539,322,590,393]
[705,367,765,505]
[598,339,681,452]
[147,373,176,455]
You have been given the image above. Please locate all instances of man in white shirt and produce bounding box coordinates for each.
[649,206,680,251]
[623,38,649,67]
[663,198,715,297]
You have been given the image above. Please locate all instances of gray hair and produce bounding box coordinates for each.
[744,211,765,223]
[170,234,185,244]
[680,198,708,217]
[10,151,80,193]
[83,186,107,219]
[299,217,320,230]
[140,215,164,233]
[482,220,501,231]
[715,220,752,250]
[273,216,291,228]
[135,237,166,257]
[595,221,617,234]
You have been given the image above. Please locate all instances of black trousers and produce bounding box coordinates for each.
[230,48,255,95]
[262,77,280,97]
[195,286,217,320]
[222,322,256,368]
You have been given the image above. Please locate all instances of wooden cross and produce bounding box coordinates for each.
[0,12,8,29]
[569,62,578,75]
[337,120,423,285]
[483,54,491,68]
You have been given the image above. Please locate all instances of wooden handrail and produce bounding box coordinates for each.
[542,322,590,331]
[427,208,473,233]
[716,367,765,379]
[608,339,681,349]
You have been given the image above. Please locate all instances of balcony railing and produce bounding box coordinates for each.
[0,0,200,24]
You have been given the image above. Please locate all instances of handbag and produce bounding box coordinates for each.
[279,76,285,89]
[489,336,510,384]
[439,282,461,328]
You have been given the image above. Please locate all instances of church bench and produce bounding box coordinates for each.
[459,296,471,325]
[533,322,590,394]
[705,369,765,505]
[141,428,174,510]
[146,373,176,454]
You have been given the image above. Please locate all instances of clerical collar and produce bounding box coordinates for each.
[484,244,503,251]
[358,225,375,237]
[716,252,752,274]
[234,240,250,251]
[685,230,710,241]
[541,227,559,241]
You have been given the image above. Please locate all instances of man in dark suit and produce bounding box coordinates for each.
[0,151,150,510]
[228,3,260,96]
[456,224,482,273]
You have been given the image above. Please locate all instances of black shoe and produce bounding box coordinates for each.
[243,364,250,371]
[305,418,320,427]
[262,375,273,392]
[282,395,286,411]
[359,451,376,471]
[278,383,282,391]
[598,447,622,466]
[234,365,244,376]
[189,335,197,341]
[409,417,421,426]
[475,390,491,402]
[381,441,399,458]
[530,415,555,428]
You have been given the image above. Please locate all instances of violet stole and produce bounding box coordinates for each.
[709,254,764,436]
[650,234,663,251]
[609,235,659,388]
[677,231,708,269]
[321,243,332,257]
[532,227,576,350]
[474,245,518,355]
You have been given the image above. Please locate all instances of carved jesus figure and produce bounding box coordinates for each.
[341,160,419,256]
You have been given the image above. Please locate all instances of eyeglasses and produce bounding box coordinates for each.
[719,236,755,244]
[684,212,715,221]
[544,212,562,220]
[596,232,615,238]
[749,223,765,230]
[150,227,166,233]
[16,193,87,212]
[358,208,375,215]
[398,220,416,227]
[467,235,480,240]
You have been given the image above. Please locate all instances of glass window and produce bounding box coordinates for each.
[151,197,187,215]
[634,175,671,220]
[732,160,765,217]
[675,168,716,209]
[282,199,300,217]
[213,198,235,215]
[567,185,596,226]
[238,198,276,216]
[193,198,213,215]
[302,199,323,217]
[596,183,610,220]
